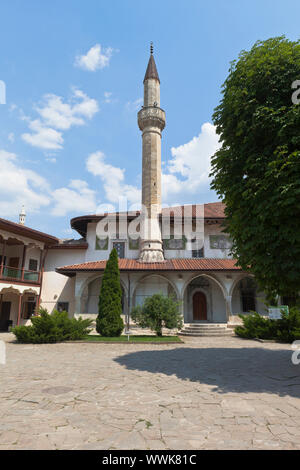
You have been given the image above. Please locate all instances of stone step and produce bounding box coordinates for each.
[183,323,227,328]
[179,330,233,337]
[179,322,233,337]
[182,328,228,333]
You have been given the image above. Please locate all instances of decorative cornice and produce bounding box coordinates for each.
[138,106,166,131]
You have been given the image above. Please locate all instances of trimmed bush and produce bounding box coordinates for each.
[235,308,300,342]
[12,308,92,343]
[131,293,183,336]
[96,248,124,337]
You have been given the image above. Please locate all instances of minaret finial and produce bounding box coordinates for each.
[19,205,26,225]
[150,42,153,55]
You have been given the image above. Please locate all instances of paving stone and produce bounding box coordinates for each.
[0,333,300,450]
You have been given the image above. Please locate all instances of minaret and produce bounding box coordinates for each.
[19,205,26,225]
[138,44,165,262]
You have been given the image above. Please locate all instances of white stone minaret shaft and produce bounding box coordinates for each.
[138,47,165,262]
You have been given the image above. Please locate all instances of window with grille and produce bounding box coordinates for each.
[57,302,69,313]
[113,242,125,258]
[241,292,256,312]
[29,259,38,271]
[192,247,204,258]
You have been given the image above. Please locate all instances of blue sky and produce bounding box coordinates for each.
[0,0,299,238]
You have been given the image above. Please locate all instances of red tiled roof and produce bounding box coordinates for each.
[57,257,241,275]
[162,203,225,218]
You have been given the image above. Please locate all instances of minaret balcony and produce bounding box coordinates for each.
[138,106,166,132]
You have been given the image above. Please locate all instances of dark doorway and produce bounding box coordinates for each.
[0,302,11,331]
[193,292,207,321]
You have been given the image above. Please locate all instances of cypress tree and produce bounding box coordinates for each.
[96,248,124,336]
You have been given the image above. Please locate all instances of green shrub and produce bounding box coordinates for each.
[276,307,300,343]
[12,308,92,343]
[235,308,300,342]
[96,248,124,337]
[131,293,183,336]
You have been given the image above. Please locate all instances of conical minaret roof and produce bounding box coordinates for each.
[143,47,160,83]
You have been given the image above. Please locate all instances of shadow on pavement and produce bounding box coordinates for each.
[115,346,300,397]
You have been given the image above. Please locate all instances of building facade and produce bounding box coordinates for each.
[0,50,270,331]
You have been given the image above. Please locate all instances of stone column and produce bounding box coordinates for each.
[225,295,232,323]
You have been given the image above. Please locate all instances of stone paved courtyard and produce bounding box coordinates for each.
[1,333,300,450]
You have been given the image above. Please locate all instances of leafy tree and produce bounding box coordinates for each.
[131,293,182,336]
[211,36,300,303]
[96,248,124,336]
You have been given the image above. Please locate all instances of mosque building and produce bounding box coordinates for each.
[0,48,269,335]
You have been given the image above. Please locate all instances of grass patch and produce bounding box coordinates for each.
[78,335,182,343]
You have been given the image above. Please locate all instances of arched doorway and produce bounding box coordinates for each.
[193,291,207,321]
[183,274,227,323]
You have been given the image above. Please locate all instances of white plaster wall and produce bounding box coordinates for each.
[84,219,233,261]
[163,223,232,259]
[41,249,85,315]
[25,247,41,270]
[203,225,232,259]
[85,222,139,262]
[134,275,170,307]
[211,283,227,322]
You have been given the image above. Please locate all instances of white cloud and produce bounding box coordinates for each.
[46,157,57,163]
[86,151,140,207]
[21,89,99,150]
[125,98,143,112]
[0,150,51,216]
[51,179,98,216]
[22,119,64,150]
[0,122,219,225]
[104,91,113,103]
[8,132,14,143]
[75,44,113,71]
[162,122,220,204]
[0,149,99,219]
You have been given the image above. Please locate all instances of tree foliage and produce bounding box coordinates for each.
[96,248,124,337]
[211,36,300,300]
[131,293,183,336]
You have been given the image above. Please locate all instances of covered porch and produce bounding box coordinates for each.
[55,258,246,327]
[0,233,46,285]
[0,285,40,331]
